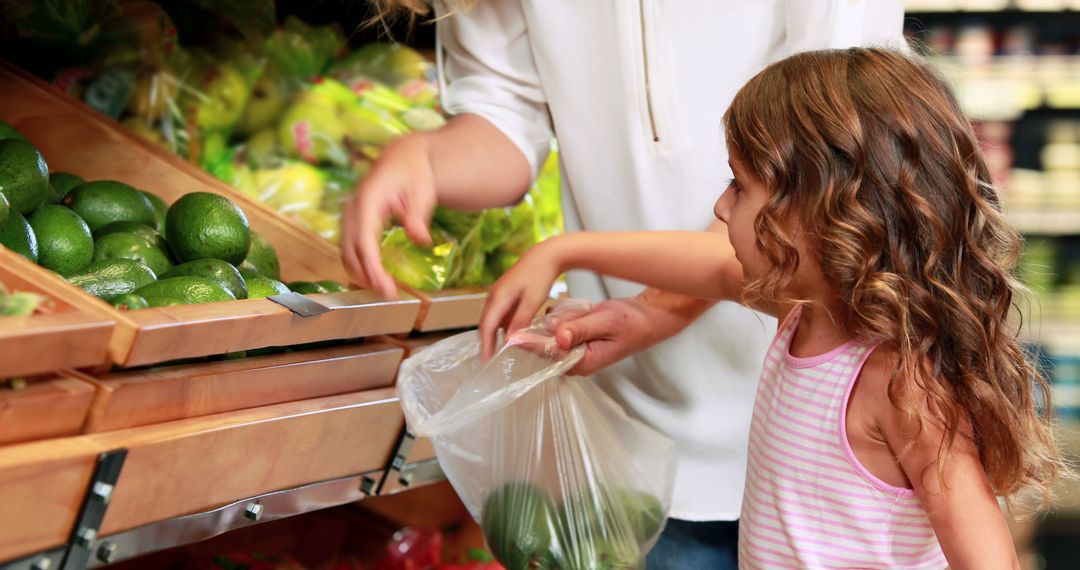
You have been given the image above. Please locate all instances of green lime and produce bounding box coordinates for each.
[481,482,556,570]
[111,293,149,311]
[161,259,247,300]
[0,139,49,214]
[287,281,325,294]
[242,271,290,299]
[316,280,348,293]
[95,221,168,250]
[64,180,156,234]
[141,191,168,234]
[69,259,158,301]
[28,205,94,277]
[0,192,8,226]
[133,276,236,306]
[237,231,280,280]
[0,210,38,261]
[48,172,85,202]
[166,192,251,265]
[93,232,174,276]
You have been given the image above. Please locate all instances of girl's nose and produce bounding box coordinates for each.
[714,190,733,223]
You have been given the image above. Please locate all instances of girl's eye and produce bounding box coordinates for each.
[726,179,740,194]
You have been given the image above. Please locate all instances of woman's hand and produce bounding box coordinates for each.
[340,114,534,300]
[553,292,715,376]
[478,237,568,359]
[341,135,437,300]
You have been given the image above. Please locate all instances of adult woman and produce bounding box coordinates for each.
[344,2,905,567]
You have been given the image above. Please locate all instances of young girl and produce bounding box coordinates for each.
[478,47,1063,568]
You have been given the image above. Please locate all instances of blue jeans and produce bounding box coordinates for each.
[645,518,739,570]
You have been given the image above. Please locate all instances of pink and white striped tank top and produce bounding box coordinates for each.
[738,307,947,569]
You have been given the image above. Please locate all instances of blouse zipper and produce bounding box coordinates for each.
[638,0,660,143]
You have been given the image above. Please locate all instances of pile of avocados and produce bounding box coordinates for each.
[0,120,347,311]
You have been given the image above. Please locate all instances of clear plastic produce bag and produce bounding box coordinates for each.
[398,301,677,570]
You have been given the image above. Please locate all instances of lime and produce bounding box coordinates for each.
[93,231,174,276]
[165,192,251,265]
[242,271,290,299]
[0,210,38,262]
[0,139,49,214]
[64,180,156,234]
[28,205,94,276]
[238,231,280,280]
[161,259,247,300]
[69,259,158,301]
[133,276,236,306]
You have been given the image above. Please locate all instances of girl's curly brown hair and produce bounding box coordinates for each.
[724,47,1061,505]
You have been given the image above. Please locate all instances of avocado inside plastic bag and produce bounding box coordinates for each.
[398,301,677,570]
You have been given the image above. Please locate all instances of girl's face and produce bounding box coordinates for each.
[714,148,770,279]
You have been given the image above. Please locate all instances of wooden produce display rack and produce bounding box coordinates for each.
[0,62,448,570]
[0,370,96,447]
[9,63,492,335]
[403,286,488,333]
[0,61,422,368]
[0,248,115,377]
[0,390,407,568]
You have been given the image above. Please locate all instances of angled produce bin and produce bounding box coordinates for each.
[0,370,96,447]
[0,389,405,565]
[0,62,421,367]
[0,247,115,377]
[78,341,404,433]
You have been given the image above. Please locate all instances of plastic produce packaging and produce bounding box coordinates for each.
[398,301,677,570]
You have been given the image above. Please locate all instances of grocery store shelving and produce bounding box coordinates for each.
[928,56,1080,120]
[1007,209,1080,235]
[907,0,1080,12]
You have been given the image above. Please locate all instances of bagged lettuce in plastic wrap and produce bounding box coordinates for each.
[449,223,487,288]
[261,16,344,82]
[380,226,459,291]
[331,42,433,90]
[398,301,676,570]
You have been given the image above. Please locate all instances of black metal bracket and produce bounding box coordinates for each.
[375,427,416,494]
[59,449,127,570]
[267,293,330,317]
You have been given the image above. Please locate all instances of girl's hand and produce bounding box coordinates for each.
[478,238,567,359]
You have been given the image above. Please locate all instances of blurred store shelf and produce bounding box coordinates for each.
[907,0,1080,12]
[924,56,1080,120]
[1008,209,1080,235]
[1024,318,1080,348]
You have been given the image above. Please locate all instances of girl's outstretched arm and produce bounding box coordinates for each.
[478,229,745,358]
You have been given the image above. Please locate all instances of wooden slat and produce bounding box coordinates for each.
[0,371,95,445]
[0,248,114,376]
[115,291,416,366]
[0,62,422,366]
[81,342,404,432]
[376,331,461,358]
[0,389,404,561]
[406,288,488,332]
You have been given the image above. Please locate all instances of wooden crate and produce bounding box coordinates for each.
[0,371,96,446]
[80,342,404,432]
[0,389,404,561]
[0,247,115,377]
[0,62,422,367]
